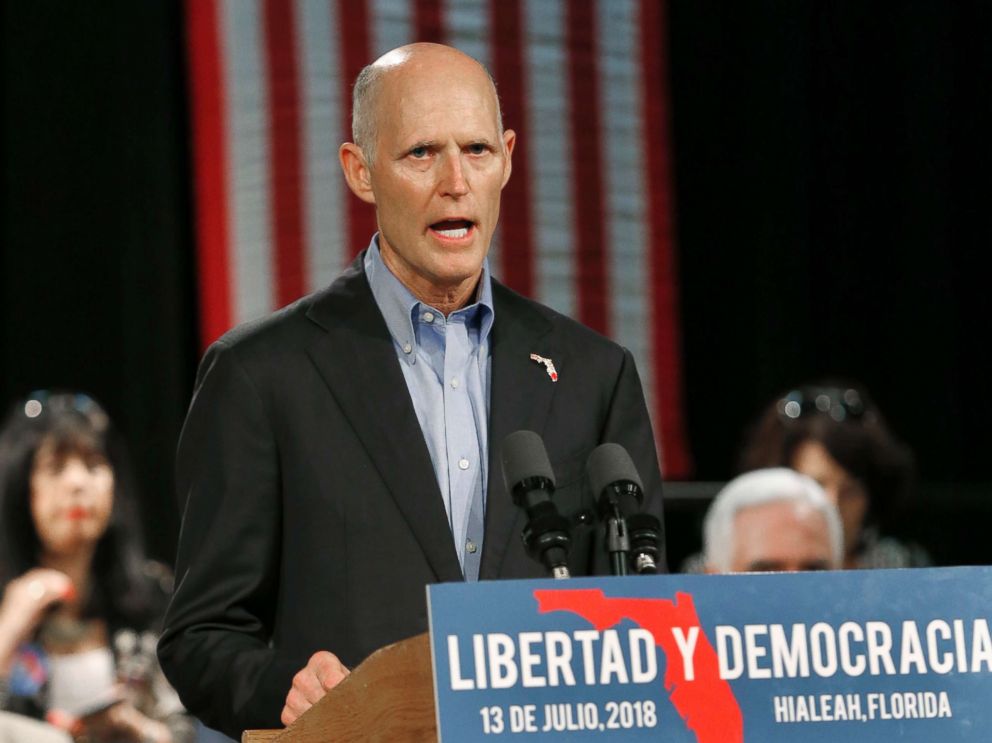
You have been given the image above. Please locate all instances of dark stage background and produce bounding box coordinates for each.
[3,1,990,569]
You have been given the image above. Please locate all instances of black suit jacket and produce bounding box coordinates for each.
[157,255,664,737]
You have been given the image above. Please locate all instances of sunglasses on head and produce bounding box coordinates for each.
[22,391,104,427]
[777,386,867,423]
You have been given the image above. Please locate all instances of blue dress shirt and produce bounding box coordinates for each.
[364,238,493,580]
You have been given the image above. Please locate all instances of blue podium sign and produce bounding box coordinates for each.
[427,567,992,742]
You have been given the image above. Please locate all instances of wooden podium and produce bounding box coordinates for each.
[241,633,436,743]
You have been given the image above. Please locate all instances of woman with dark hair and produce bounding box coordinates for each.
[0,392,194,742]
[738,382,928,569]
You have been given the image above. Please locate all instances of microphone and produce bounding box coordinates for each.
[587,443,662,575]
[500,430,572,579]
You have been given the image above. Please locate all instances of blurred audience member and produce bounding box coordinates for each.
[738,383,927,569]
[703,468,843,573]
[0,392,193,743]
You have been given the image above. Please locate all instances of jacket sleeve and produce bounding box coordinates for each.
[157,341,294,737]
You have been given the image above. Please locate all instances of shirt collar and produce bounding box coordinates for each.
[364,235,495,364]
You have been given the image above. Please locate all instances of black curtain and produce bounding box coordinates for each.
[1,1,196,562]
[668,0,992,565]
[671,0,991,482]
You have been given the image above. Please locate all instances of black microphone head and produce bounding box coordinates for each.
[501,430,556,494]
[587,443,644,500]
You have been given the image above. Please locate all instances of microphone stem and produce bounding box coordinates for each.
[605,504,630,576]
[610,549,628,577]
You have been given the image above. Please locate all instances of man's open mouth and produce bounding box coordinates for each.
[429,219,474,239]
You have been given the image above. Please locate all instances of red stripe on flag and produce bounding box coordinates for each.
[641,0,692,477]
[264,0,306,306]
[490,0,534,296]
[186,0,232,348]
[566,0,609,335]
[338,0,377,258]
[414,0,444,43]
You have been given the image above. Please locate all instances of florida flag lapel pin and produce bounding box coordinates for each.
[529,353,559,382]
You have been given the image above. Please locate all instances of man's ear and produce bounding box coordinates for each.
[500,129,516,189]
[339,143,376,205]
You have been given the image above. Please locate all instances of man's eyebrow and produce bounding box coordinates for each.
[404,140,437,151]
[396,137,498,155]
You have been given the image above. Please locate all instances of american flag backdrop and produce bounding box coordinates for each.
[185,0,691,477]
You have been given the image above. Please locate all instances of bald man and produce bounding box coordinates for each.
[157,44,663,737]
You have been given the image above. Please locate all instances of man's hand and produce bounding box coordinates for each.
[280,651,351,726]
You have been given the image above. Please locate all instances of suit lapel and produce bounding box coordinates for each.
[480,282,558,578]
[305,259,463,583]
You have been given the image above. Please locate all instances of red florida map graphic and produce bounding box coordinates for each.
[534,589,743,743]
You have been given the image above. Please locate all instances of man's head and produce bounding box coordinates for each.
[339,43,515,311]
[703,468,844,573]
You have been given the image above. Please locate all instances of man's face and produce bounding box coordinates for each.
[363,51,514,302]
[728,500,835,573]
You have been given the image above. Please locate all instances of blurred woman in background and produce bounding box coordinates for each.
[0,391,193,743]
[738,382,928,569]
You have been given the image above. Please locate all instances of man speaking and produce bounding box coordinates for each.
[158,42,664,738]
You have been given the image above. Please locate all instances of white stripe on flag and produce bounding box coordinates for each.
[297,0,347,291]
[598,0,654,417]
[444,0,491,67]
[222,0,275,320]
[524,0,576,318]
[371,0,414,58]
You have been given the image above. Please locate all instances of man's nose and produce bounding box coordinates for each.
[438,153,469,197]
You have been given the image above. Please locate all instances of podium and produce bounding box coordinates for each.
[244,568,992,742]
[241,633,436,743]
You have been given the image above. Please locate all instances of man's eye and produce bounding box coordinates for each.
[409,146,429,158]
[467,143,487,155]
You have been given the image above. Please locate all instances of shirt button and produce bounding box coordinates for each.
[466,540,478,554]
[450,378,459,389]
[458,458,470,470]
[423,311,435,323]
[402,342,413,354]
